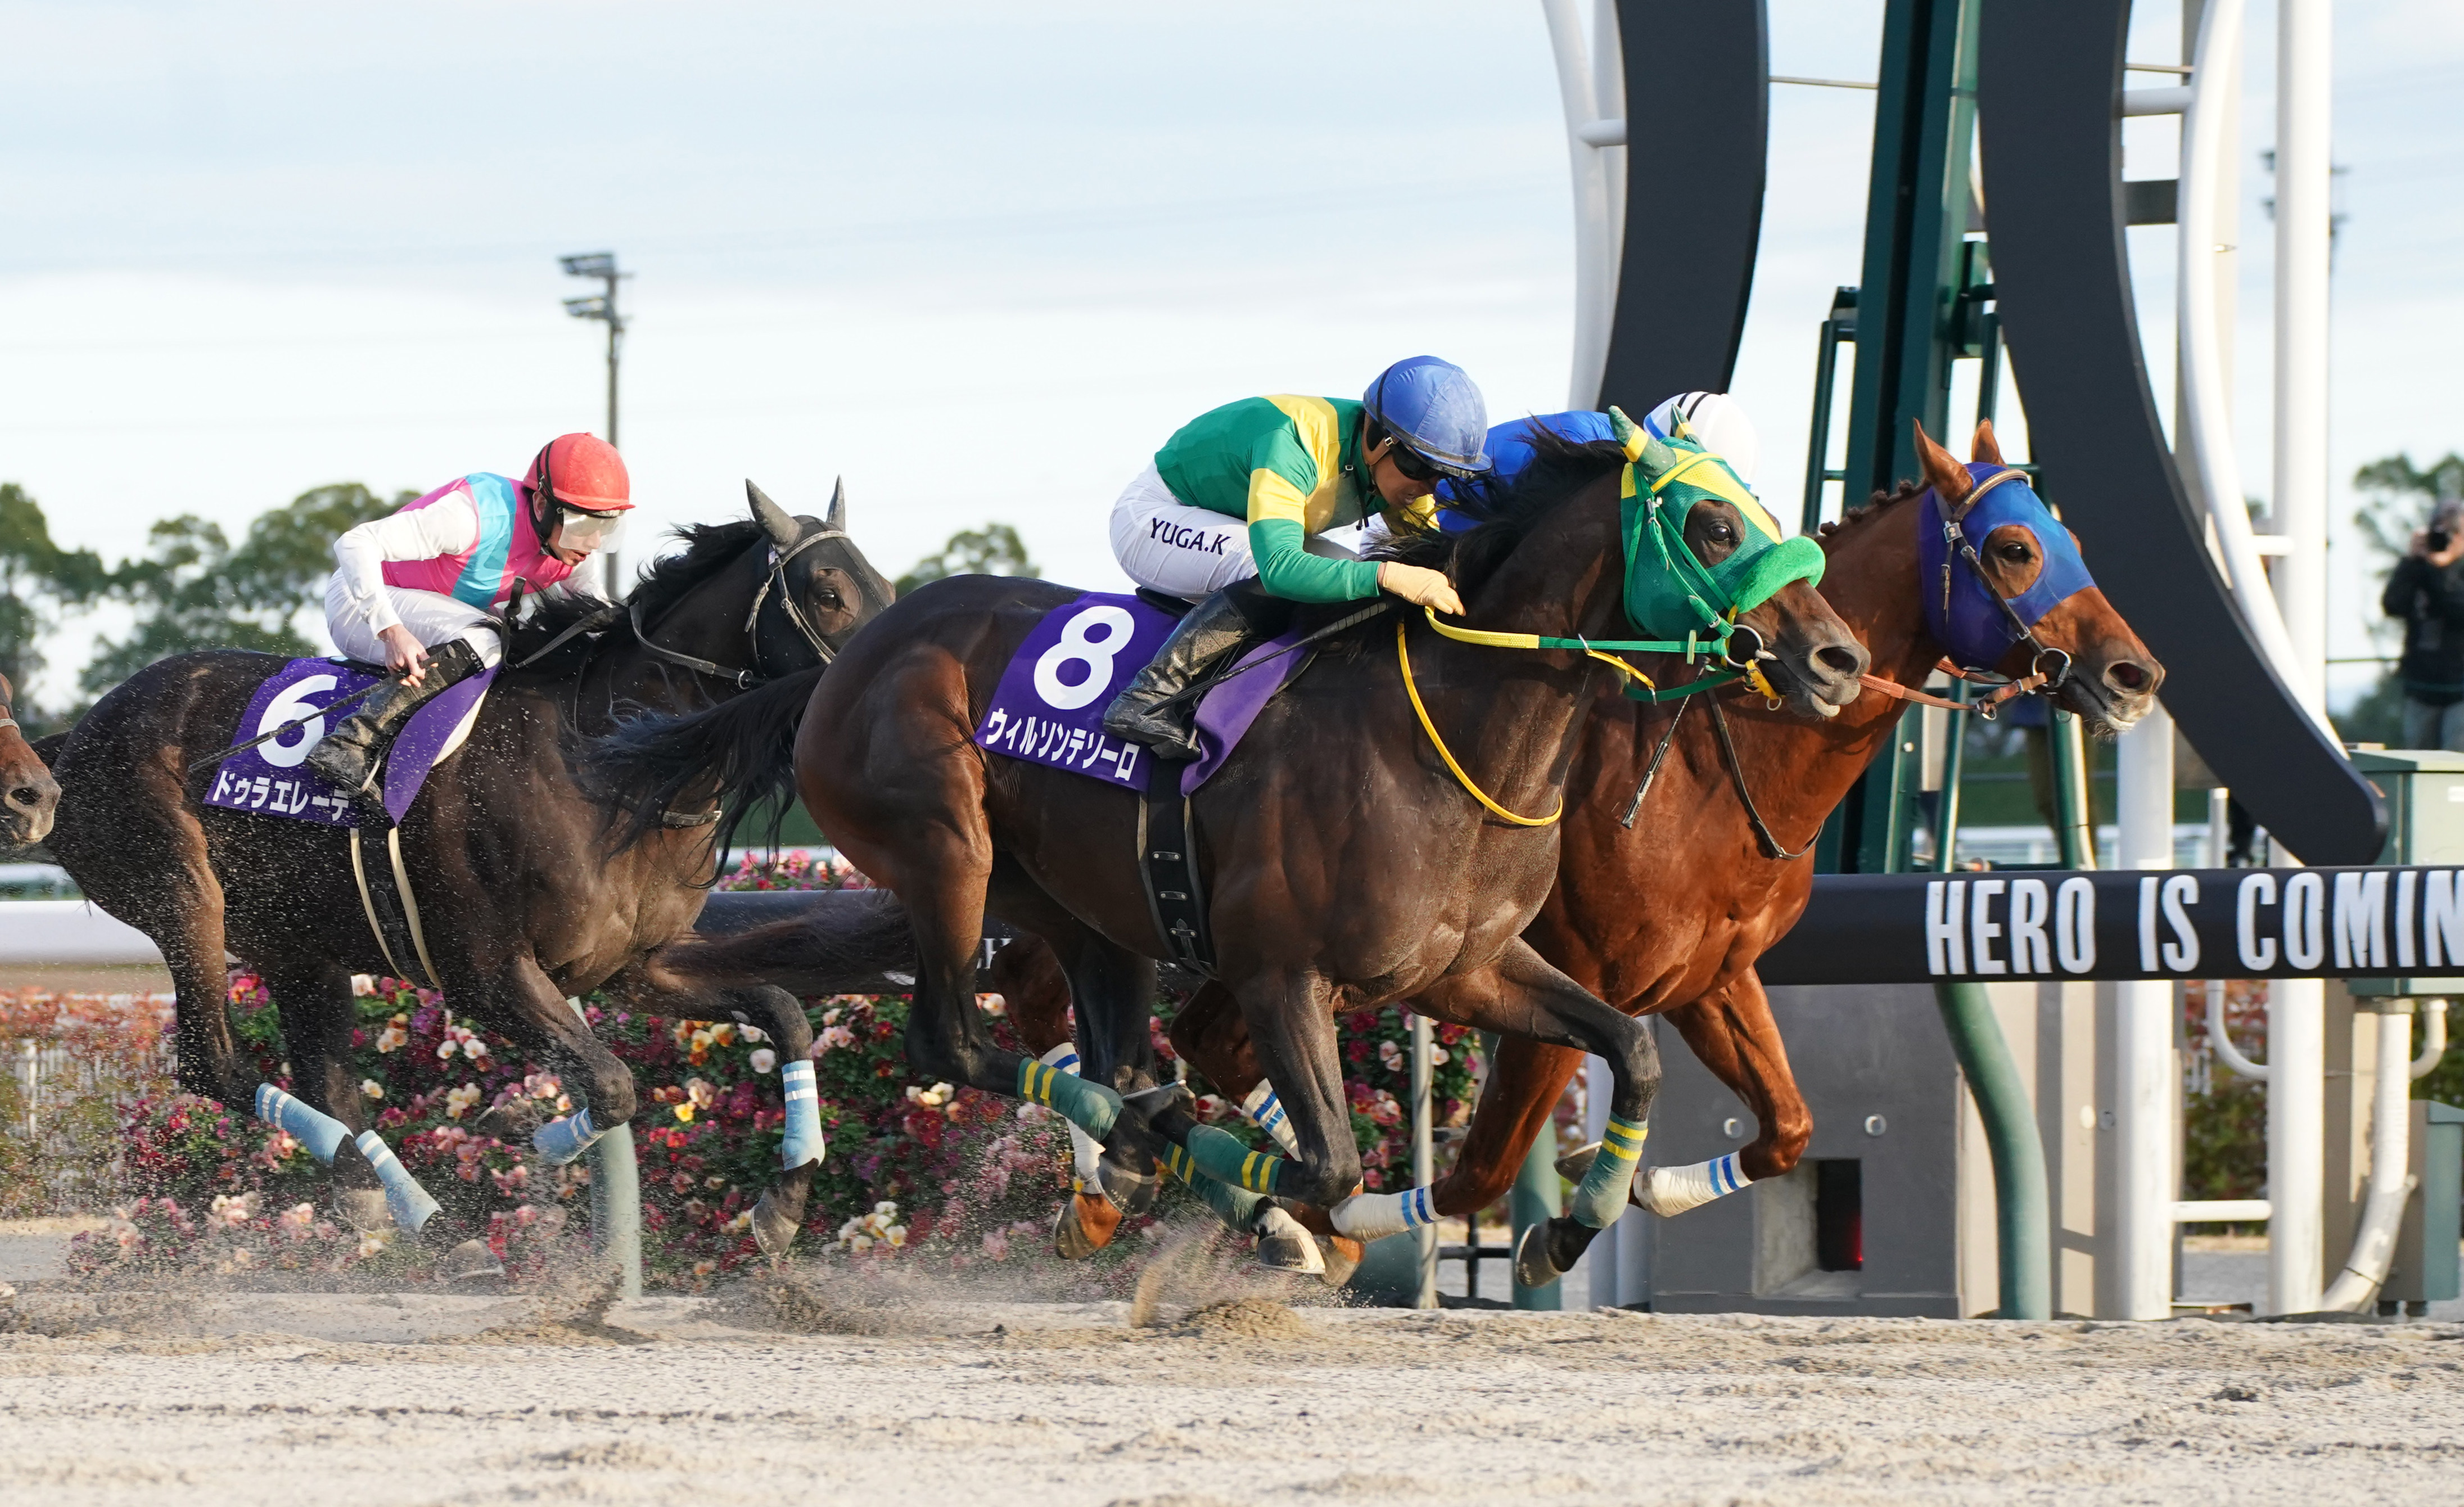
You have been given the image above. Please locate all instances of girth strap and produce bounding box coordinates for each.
[1135,755,1215,975]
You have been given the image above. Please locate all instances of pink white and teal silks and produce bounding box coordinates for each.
[381,474,577,610]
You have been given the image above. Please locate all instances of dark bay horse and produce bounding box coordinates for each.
[0,674,60,849]
[43,483,892,1260]
[1163,419,2163,1281]
[603,435,1871,1270]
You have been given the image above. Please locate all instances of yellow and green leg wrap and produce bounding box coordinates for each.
[1568,1116,1648,1229]
[1161,1138,1269,1230]
[1179,1122,1295,1198]
[1018,1055,1121,1141]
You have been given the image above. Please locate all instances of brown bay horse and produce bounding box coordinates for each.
[1161,420,2163,1281]
[43,484,891,1262]
[604,435,1872,1271]
[0,674,61,849]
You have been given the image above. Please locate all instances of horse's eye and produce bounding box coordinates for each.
[2000,542,2030,561]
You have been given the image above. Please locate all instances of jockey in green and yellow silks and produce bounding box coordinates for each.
[1103,356,1492,760]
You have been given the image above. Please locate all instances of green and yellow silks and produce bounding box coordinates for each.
[1018,1056,1122,1141]
[1568,1114,1649,1229]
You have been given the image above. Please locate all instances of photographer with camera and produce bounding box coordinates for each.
[2382,499,2464,750]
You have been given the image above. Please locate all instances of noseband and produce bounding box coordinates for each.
[631,527,849,689]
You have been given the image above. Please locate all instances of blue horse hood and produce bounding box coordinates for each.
[1916,462,2097,671]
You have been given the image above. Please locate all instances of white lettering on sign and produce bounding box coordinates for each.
[2055,876,2096,973]
[1971,879,2007,975]
[2332,870,2388,971]
[2009,878,2051,972]
[2161,874,2201,972]
[2428,870,2464,968]
[2398,869,2419,969]
[1926,879,1966,975]
[1032,606,1137,711]
[2238,873,2277,969]
[2138,876,2161,973]
[2283,871,2325,971]
[256,674,339,769]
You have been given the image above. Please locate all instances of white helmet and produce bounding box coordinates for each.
[1642,391,1761,488]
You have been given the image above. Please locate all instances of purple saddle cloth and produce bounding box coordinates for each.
[201,657,499,828]
[972,593,1310,796]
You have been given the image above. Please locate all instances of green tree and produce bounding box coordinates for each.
[0,483,110,730]
[895,522,1039,598]
[80,483,404,698]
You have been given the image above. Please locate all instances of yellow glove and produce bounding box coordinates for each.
[1377,561,1465,618]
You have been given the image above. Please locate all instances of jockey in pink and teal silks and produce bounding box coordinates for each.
[305,431,633,796]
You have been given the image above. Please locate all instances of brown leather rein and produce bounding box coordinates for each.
[1857,657,2057,718]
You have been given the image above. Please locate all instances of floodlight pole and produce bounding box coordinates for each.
[561,252,629,595]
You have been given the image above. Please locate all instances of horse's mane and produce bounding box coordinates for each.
[629,519,764,622]
[1368,421,1630,602]
[1818,478,1928,540]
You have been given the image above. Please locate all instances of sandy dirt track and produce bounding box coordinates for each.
[4,1280,2463,1506]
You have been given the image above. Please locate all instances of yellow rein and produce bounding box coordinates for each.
[1397,616,1562,827]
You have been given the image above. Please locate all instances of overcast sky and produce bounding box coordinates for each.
[2,0,2457,710]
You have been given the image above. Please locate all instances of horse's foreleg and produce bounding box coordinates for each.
[1639,970,1808,1211]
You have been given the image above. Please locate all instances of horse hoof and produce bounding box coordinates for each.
[750,1192,802,1257]
[1053,1190,1123,1260]
[441,1238,507,1284]
[332,1189,391,1233]
[1098,1156,1162,1219]
[1513,1221,1564,1289]
[1320,1234,1364,1288]
[471,1098,548,1143]
[1254,1207,1325,1276]
[1555,1141,1600,1182]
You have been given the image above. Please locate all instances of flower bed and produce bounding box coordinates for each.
[2,851,1493,1285]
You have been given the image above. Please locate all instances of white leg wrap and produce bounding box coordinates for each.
[1040,1042,1105,1188]
[1253,1204,1326,1275]
[1239,1080,1302,1157]
[1329,1184,1439,1242]
[1634,1152,1753,1217]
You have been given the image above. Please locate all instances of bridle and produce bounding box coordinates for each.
[1857,470,2075,720]
[629,526,849,690]
[0,673,15,733]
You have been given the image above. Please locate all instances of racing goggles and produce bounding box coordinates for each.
[553,504,626,552]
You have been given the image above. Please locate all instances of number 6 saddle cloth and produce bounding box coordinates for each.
[972,592,1308,797]
[201,656,499,829]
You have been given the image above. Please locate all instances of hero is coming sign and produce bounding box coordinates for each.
[1756,868,2464,986]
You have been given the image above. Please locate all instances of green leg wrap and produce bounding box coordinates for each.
[1568,1115,1648,1229]
[1181,1122,1294,1197]
[1018,1057,1121,1140]
[1162,1139,1268,1231]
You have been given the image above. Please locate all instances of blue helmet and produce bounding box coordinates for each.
[1364,356,1491,479]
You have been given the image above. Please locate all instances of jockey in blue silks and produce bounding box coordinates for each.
[1432,391,1763,529]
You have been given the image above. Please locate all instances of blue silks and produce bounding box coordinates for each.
[1917,463,2096,672]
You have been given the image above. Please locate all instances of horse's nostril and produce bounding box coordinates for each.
[2106,660,2151,693]
[6,786,40,811]
[1815,645,1865,679]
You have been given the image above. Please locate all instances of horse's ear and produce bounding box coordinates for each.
[825,476,846,534]
[746,480,800,550]
[1971,418,2007,467]
[1914,421,1973,508]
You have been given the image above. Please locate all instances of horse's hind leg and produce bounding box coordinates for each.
[258,957,391,1231]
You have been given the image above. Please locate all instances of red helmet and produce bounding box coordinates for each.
[529,432,632,512]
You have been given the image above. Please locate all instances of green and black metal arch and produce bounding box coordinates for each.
[1596,0,1770,411]
[1975,0,2382,865]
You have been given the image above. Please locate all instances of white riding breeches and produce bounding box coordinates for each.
[1107,463,1360,602]
[324,572,504,669]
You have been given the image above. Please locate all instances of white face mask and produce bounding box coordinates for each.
[554,506,626,552]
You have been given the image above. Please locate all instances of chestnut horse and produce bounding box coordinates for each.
[1160,420,2163,1280]
[0,674,61,849]
[43,485,891,1262]
[604,436,1871,1271]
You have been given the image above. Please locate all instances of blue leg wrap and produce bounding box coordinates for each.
[255,1084,349,1165]
[353,1129,441,1235]
[1569,1115,1648,1229]
[1240,1081,1301,1157]
[779,1059,826,1171]
[532,1106,609,1166]
[1162,1139,1269,1231]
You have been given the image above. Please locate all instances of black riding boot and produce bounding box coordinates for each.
[305,639,488,796]
[1101,590,1256,761]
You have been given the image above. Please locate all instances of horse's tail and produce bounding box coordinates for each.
[578,664,827,855]
[650,888,919,996]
